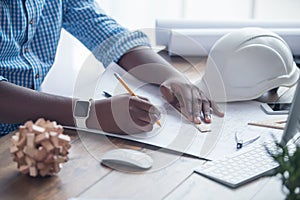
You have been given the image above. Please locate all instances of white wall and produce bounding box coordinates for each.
[255,0,300,20]
[184,0,253,20]
[99,0,184,29]
[98,0,300,29]
[42,0,300,94]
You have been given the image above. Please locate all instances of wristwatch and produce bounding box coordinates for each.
[73,99,92,129]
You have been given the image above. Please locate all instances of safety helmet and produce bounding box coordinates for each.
[196,27,299,102]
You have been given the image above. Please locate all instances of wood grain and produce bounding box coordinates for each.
[79,149,205,200]
[0,131,112,200]
[163,173,285,200]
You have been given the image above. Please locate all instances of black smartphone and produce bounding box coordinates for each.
[260,102,291,115]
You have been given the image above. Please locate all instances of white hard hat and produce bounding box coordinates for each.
[196,27,299,102]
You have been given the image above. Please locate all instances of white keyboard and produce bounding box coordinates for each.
[194,142,279,188]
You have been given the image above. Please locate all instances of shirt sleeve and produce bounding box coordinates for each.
[62,0,150,67]
[0,76,8,82]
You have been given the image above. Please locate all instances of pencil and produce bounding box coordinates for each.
[113,72,161,127]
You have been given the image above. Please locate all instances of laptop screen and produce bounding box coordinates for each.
[281,80,300,146]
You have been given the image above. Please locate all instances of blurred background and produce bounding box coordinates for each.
[42,0,300,94]
[99,0,300,29]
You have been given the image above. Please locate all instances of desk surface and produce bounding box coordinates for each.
[0,51,287,200]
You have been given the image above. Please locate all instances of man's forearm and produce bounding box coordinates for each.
[118,46,183,85]
[0,81,74,126]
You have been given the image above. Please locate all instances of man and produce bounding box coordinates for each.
[0,0,223,136]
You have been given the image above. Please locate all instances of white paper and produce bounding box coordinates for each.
[65,63,285,160]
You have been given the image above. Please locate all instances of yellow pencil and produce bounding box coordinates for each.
[114,72,161,127]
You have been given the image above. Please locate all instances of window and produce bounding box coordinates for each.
[98,0,300,29]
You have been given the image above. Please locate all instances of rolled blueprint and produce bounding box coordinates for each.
[156,20,300,56]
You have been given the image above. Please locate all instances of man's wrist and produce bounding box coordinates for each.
[85,99,105,131]
[73,99,92,129]
[118,47,183,85]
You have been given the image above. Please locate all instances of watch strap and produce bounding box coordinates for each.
[73,99,92,129]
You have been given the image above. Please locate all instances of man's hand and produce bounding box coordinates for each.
[160,77,224,124]
[87,94,161,135]
[117,45,224,125]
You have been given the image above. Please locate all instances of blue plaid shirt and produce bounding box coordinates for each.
[0,0,150,135]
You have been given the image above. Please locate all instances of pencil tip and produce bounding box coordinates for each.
[114,72,120,79]
[157,121,162,127]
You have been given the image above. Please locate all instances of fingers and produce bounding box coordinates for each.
[130,96,160,118]
[160,84,178,107]
[129,96,161,130]
[163,83,194,122]
[129,108,156,132]
[104,94,161,134]
[210,101,225,117]
[192,87,202,124]
[169,83,204,124]
[189,87,212,124]
[199,91,212,123]
[136,95,149,102]
[161,80,224,124]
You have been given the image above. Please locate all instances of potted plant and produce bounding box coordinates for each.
[267,141,300,200]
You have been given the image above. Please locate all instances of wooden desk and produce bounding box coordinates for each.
[0,51,286,200]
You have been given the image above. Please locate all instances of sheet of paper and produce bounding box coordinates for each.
[67,62,205,159]
[65,62,285,160]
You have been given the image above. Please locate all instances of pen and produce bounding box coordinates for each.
[113,72,161,127]
[103,91,112,98]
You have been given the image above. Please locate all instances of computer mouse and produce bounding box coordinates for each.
[100,148,153,171]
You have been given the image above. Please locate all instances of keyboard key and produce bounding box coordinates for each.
[194,142,280,188]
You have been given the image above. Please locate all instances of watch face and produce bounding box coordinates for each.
[74,101,90,117]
